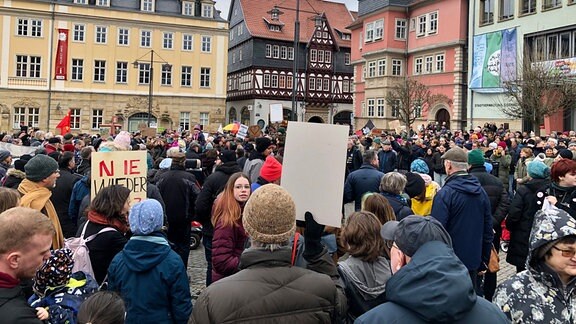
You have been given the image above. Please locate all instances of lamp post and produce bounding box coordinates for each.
[132,50,171,127]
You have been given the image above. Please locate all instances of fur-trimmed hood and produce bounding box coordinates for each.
[6,168,26,179]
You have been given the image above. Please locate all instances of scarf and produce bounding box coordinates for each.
[0,272,19,289]
[18,179,65,249]
[87,210,128,234]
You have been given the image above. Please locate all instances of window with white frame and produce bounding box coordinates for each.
[287,75,293,89]
[543,0,562,10]
[288,47,294,60]
[116,61,128,83]
[71,59,84,81]
[200,67,211,87]
[391,99,400,118]
[309,77,315,90]
[142,0,154,12]
[31,19,42,37]
[377,99,385,117]
[163,32,173,49]
[239,49,243,61]
[70,109,81,129]
[74,0,87,3]
[374,19,384,40]
[415,57,423,74]
[183,1,194,15]
[435,54,445,72]
[367,99,375,117]
[15,55,27,77]
[95,26,107,44]
[316,78,322,90]
[230,29,234,41]
[520,0,536,14]
[232,52,236,64]
[91,109,103,129]
[271,74,278,88]
[201,36,211,52]
[345,53,351,65]
[272,45,279,58]
[161,65,172,85]
[17,18,43,37]
[417,15,427,36]
[368,61,376,78]
[140,30,151,47]
[425,56,433,73]
[118,28,129,45]
[500,0,514,19]
[343,79,350,93]
[16,55,41,78]
[97,0,109,6]
[279,75,286,88]
[392,59,402,76]
[378,59,386,76]
[395,19,407,40]
[138,63,150,84]
[12,107,40,129]
[318,50,324,63]
[93,60,106,82]
[325,51,331,63]
[183,34,193,51]
[310,49,317,62]
[281,46,287,59]
[365,22,374,42]
[264,73,271,87]
[17,19,28,36]
[181,66,192,86]
[199,112,209,126]
[73,24,85,42]
[413,101,422,118]
[265,44,272,58]
[202,3,213,18]
[323,78,329,91]
[428,12,438,34]
[238,24,243,35]
[180,112,190,130]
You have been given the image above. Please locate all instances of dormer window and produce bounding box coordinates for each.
[202,3,213,18]
[141,0,154,12]
[269,25,281,32]
[183,1,194,16]
[342,33,351,40]
[268,6,283,21]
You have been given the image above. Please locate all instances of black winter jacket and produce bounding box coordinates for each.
[0,286,42,323]
[391,141,412,171]
[469,165,509,233]
[377,150,396,174]
[51,168,81,238]
[432,152,446,174]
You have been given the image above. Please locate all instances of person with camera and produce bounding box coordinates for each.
[490,142,512,189]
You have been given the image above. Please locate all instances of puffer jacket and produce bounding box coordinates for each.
[469,165,509,232]
[211,220,248,283]
[494,207,576,323]
[191,247,347,323]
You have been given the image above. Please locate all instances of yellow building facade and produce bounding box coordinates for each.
[0,0,228,134]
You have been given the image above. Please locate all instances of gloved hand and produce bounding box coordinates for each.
[303,212,325,259]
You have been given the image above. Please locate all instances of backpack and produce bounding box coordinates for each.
[64,222,116,279]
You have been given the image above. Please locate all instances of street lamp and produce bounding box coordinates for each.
[132,50,171,127]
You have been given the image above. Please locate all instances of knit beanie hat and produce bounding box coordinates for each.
[242,184,296,244]
[558,149,573,160]
[14,154,32,172]
[220,150,237,163]
[404,172,425,198]
[0,150,11,162]
[129,199,164,235]
[527,160,550,179]
[410,159,429,174]
[468,149,485,167]
[497,141,507,149]
[33,248,74,297]
[25,154,58,181]
[260,156,282,182]
[255,137,273,153]
[114,131,132,150]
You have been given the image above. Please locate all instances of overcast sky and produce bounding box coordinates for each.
[215,0,358,19]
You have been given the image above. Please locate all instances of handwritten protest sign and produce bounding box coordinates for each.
[281,122,348,228]
[236,124,249,140]
[91,151,148,203]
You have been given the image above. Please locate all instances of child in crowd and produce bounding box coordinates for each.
[77,291,125,324]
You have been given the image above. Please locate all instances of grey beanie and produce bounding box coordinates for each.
[25,154,58,181]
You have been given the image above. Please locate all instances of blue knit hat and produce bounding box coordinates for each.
[527,160,550,179]
[410,159,429,174]
[129,199,164,235]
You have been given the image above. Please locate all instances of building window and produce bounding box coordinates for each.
[12,107,40,129]
[239,49,243,61]
[392,59,402,76]
[318,50,325,63]
[271,74,278,88]
[543,0,562,9]
[201,36,211,52]
[374,19,384,40]
[415,57,423,74]
[71,58,84,81]
[70,109,81,129]
[323,78,329,91]
[116,61,128,83]
[238,24,243,35]
[428,12,438,34]
[377,99,385,117]
[118,28,129,45]
[199,112,209,126]
[180,34,192,51]
[142,0,154,12]
[232,52,236,64]
[16,55,41,78]
[138,63,150,84]
[547,34,558,59]
[413,101,422,118]
[288,47,294,60]
[95,26,107,44]
[272,45,280,58]
[17,18,28,36]
[425,56,433,73]
[309,77,315,90]
[183,1,194,15]
[345,53,351,65]
[499,0,514,19]
[97,0,109,6]
[310,49,317,62]
[15,55,27,77]
[480,0,494,24]
[521,0,536,14]
[435,54,445,72]
[31,19,42,37]
[325,51,331,63]
[163,32,173,49]
[161,65,172,85]
[262,73,270,87]
[315,78,322,90]
[281,46,287,59]
[395,19,407,40]
[368,61,376,78]
[74,0,87,3]
[93,60,106,82]
[287,75,293,89]
[417,15,427,36]
[265,44,272,58]
[91,109,103,129]
[73,24,85,42]
[17,18,43,37]
[279,75,286,88]
[140,30,151,47]
[181,66,192,86]
[200,67,211,87]
[367,99,375,117]
[365,22,374,42]
[377,59,386,76]
[343,79,350,93]
[202,3,213,18]
[391,99,400,118]
[180,112,190,130]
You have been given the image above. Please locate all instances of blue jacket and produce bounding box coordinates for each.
[344,164,384,211]
[377,150,396,174]
[108,232,192,324]
[431,172,493,270]
[356,242,509,324]
[68,176,90,224]
[380,192,413,221]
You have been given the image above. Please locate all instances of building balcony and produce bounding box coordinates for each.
[7,77,48,87]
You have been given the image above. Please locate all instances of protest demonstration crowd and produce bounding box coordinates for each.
[1,121,576,323]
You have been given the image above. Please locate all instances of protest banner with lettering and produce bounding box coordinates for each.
[91,151,148,203]
[281,122,348,228]
[236,124,249,140]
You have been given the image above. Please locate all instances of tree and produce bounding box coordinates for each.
[385,77,449,129]
[499,54,576,135]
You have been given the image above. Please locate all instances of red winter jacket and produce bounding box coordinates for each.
[211,219,248,283]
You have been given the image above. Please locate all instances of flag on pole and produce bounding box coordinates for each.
[56,110,71,135]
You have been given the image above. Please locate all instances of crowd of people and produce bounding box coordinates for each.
[0,121,575,323]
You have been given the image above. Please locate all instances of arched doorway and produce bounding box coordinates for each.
[240,106,251,125]
[128,112,157,132]
[333,111,352,126]
[435,109,450,129]
[308,116,324,123]
[228,107,237,124]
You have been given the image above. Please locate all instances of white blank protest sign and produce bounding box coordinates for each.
[270,103,284,122]
[281,122,348,228]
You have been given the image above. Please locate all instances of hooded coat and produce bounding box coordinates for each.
[356,242,509,323]
[494,208,576,323]
[2,168,26,189]
[108,233,192,324]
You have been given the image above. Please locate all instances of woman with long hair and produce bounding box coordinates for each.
[211,172,251,283]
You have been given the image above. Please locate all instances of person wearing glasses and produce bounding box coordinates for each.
[494,207,576,323]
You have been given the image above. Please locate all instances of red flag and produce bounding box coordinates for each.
[56,110,71,135]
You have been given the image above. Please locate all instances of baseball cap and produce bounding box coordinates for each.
[440,147,468,163]
[381,215,452,257]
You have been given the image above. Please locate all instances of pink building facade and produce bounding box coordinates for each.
[348,0,468,131]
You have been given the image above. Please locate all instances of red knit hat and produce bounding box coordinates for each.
[260,156,282,182]
[497,141,507,149]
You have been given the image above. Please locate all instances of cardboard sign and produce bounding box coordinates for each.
[236,124,249,140]
[248,125,262,138]
[371,128,383,136]
[140,127,156,138]
[91,151,148,204]
[282,122,348,228]
[388,120,401,134]
[270,103,284,122]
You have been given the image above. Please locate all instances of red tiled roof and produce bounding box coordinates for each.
[240,0,354,47]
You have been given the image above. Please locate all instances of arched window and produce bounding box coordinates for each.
[228,107,237,124]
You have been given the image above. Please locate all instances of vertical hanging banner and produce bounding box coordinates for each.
[91,151,148,204]
[54,29,69,80]
[470,28,517,93]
